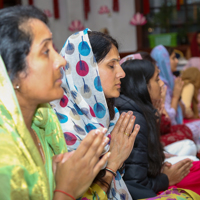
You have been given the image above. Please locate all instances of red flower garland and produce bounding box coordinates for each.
[84,0,90,20]
[113,0,119,12]
[53,0,60,19]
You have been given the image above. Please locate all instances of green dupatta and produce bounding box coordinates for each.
[0,56,67,200]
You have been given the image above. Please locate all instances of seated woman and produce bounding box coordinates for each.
[50,29,155,199]
[151,45,200,153]
[139,52,196,149]
[115,56,200,198]
[0,5,117,200]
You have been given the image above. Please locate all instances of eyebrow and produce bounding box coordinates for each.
[40,38,53,46]
[108,58,121,62]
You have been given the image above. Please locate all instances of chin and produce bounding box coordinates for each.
[52,88,64,101]
[104,90,120,98]
[58,88,64,99]
[110,92,120,98]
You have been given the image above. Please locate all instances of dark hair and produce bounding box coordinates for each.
[140,52,156,66]
[88,31,119,187]
[0,5,48,82]
[88,31,118,120]
[120,59,164,177]
[165,46,174,56]
[88,31,118,63]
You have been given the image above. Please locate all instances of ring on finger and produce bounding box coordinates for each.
[124,132,130,137]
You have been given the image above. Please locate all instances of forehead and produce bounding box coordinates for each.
[29,19,52,43]
[102,44,120,62]
[170,51,176,57]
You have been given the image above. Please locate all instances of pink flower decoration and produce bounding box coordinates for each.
[99,5,110,14]
[68,20,85,32]
[130,12,147,26]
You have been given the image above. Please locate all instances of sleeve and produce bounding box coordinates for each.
[123,112,169,195]
[165,89,177,125]
[81,183,107,200]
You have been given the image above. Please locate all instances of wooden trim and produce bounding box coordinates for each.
[135,0,143,51]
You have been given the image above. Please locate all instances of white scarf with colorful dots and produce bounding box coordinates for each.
[51,29,132,200]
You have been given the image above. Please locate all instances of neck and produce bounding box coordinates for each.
[16,92,37,133]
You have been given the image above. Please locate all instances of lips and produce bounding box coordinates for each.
[56,75,63,84]
[115,83,121,88]
[56,69,64,82]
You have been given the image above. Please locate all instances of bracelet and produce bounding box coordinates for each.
[54,189,76,200]
[105,167,117,177]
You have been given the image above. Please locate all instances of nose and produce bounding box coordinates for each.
[117,64,126,79]
[159,79,164,88]
[55,51,67,70]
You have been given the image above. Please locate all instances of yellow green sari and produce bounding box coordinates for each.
[0,56,67,200]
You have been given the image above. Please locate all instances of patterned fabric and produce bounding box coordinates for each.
[151,45,183,124]
[51,29,118,152]
[160,114,193,146]
[139,188,200,200]
[51,29,132,200]
[0,56,67,200]
[81,184,107,200]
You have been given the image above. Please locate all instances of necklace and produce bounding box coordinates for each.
[32,129,45,164]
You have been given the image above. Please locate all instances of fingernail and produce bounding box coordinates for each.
[136,124,140,129]
[102,128,107,134]
[95,129,100,135]
[103,137,109,145]
[131,116,135,120]
[107,152,111,158]
[122,112,126,116]
[128,111,132,115]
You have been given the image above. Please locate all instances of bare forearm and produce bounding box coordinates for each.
[171,96,179,111]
